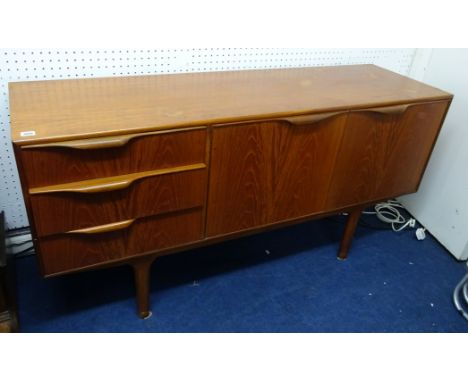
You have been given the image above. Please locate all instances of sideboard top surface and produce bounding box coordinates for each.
[9,64,452,145]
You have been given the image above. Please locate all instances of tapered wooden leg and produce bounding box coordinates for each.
[338,208,362,260]
[132,258,153,319]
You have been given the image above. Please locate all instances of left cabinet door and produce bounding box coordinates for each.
[206,113,347,237]
[206,122,273,237]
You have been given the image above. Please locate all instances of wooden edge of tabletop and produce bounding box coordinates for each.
[11,96,453,147]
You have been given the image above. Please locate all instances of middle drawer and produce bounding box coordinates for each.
[29,166,207,237]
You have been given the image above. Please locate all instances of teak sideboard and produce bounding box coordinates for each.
[9,65,452,318]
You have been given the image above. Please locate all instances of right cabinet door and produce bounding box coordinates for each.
[325,101,450,210]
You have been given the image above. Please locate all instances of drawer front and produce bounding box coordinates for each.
[30,167,207,237]
[325,101,450,209]
[20,128,207,188]
[38,209,204,275]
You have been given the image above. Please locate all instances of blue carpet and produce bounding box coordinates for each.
[14,216,468,332]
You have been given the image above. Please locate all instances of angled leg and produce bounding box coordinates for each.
[132,258,153,319]
[338,208,362,260]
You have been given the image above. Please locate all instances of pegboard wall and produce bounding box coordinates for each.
[0,48,417,229]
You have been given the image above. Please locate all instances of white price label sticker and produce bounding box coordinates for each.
[20,131,36,137]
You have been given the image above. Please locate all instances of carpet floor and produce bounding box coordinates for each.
[14,216,468,332]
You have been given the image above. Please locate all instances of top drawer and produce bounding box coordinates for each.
[18,127,207,188]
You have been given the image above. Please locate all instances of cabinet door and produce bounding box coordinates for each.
[270,113,347,222]
[206,122,273,237]
[206,113,347,237]
[326,101,450,209]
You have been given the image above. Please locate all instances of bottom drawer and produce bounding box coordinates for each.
[38,208,203,275]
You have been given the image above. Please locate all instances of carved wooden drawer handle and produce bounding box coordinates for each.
[281,111,345,126]
[66,219,135,234]
[361,104,410,115]
[23,126,205,150]
[29,163,206,195]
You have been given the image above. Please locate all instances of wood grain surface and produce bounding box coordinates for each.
[20,128,206,188]
[10,65,451,145]
[206,122,272,236]
[207,114,347,235]
[30,168,207,237]
[9,66,453,317]
[38,208,204,275]
[207,101,450,236]
[325,101,450,209]
[270,115,347,222]
[29,163,205,194]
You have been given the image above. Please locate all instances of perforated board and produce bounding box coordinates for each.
[0,48,417,229]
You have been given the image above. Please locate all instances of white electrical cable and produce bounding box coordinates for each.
[453,260,468,321]
[364,200,416,232]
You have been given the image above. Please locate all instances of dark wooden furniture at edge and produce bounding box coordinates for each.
[0,211,19,332]
[9,65,452,318]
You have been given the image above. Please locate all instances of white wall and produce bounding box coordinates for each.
[401,49,468,260]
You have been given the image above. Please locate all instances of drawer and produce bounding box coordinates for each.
[29,165,207,237]
[19,127,207,188]
[38,208,204,276]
